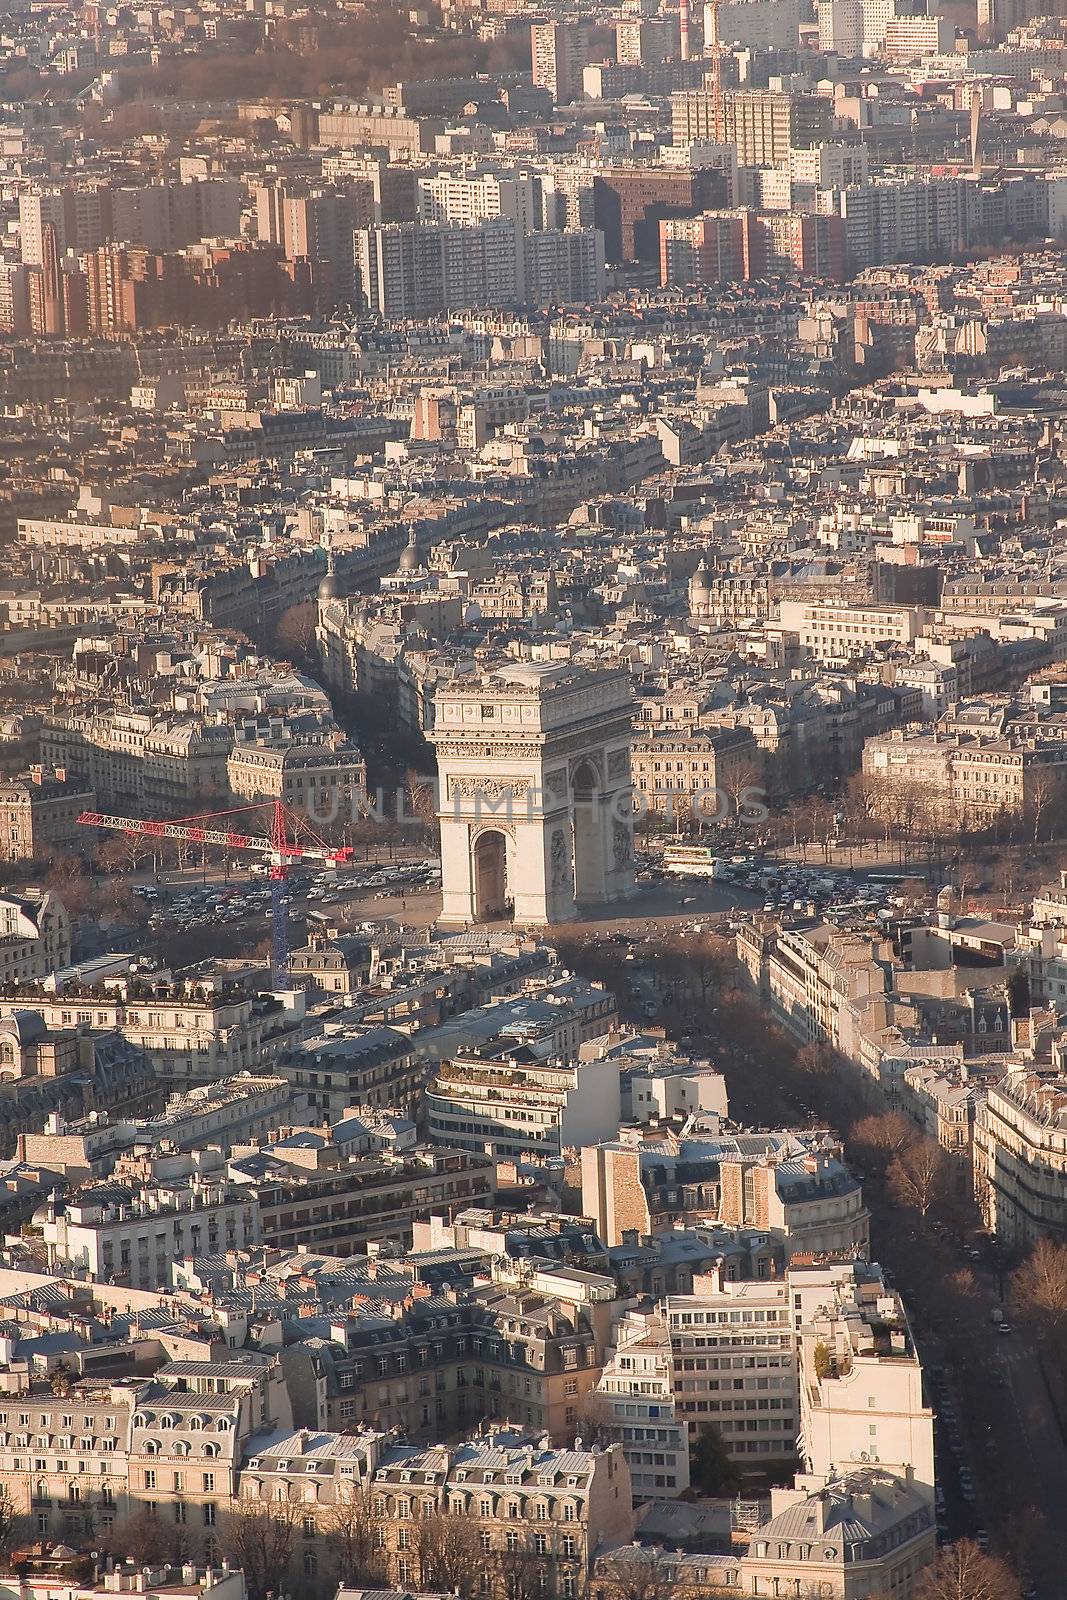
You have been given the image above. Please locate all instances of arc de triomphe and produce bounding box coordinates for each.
[429,663,635,926]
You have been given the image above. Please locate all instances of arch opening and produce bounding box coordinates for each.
[571,761,603,905]
[473,830,511,921]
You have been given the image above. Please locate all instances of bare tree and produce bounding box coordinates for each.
[62,1488,115,1551]
[495,1546,545,1600]
[221,1498,298,1600]
[158,825,206,875]
[948,1267,979,1300]
[915,1538,1021,1600]
[97,836,134,879]
[106,1505,197,1566]
[121,830,154,873]
[724,749,765,829]
[597,1547,746,1600]
[0,1484,28,1561]
[1012,1237,1067,1361]
[801,794,836,862]
[410,1509,482,1599]
[598,1547,679,1600]
[403,767,438,846]
[321,1481,386,1588]
[1025,766,1061,846]
[1003,1506,1047,1584]
[843,772,881,841]
[102,880,147,928]
[44,856,93,916]
[274,600,318,664]
[849,1111,918,1177]
[796,1041,833,1079]
[570,1391,617,1447]
[859,774,937,856]
[656,930,732,1014]
[887,1137,951,1219]
[686,931,732,1007]
[891,777,933,851]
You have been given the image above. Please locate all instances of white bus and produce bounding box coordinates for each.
[662,844,720,877]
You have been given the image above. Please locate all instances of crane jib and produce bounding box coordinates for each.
[75,810,352,865]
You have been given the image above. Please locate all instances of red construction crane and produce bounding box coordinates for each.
[707,0,724,143]
[77,799,354,987]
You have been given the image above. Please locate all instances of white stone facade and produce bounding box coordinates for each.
[430,663,635,927]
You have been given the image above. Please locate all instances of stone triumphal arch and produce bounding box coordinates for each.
[429,663,635,926]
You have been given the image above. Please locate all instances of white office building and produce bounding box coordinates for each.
[594,1310,691,1500]
[425,1047,621,1158]
[793,1261,936,1499]
[665,1270,799,1465]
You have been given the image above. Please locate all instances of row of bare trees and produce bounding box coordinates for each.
[594,1538,1023,1600]
[1,1484,1026,1600]
[105,1496,563,1600]
[1011,1235,1067,1379]
[849,1110,971,1229]
[849,767,1065,850]
[744,765,1065,874]
[4,1493,379,1600]
[916,1539,1026,1600]
[149,1513,1032,1600]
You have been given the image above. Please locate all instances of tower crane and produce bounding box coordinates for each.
[706,0,724,143]
[77,799,354,987]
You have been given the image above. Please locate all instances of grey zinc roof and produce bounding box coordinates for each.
[758,1471,927,1551]
[246,1427,380,1462]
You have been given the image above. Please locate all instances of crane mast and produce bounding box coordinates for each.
[707,0,724,143]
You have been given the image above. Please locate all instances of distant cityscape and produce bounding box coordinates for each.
[4,0,1067,1598]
